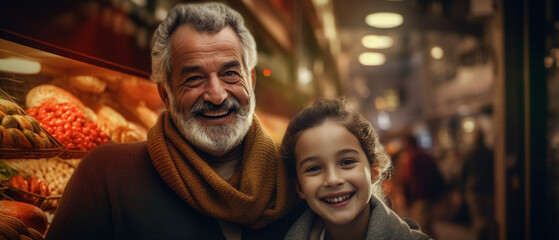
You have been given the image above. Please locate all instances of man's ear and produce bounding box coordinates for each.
[157,83,170,110]
[250,69,256,89]
[296,182,306,200]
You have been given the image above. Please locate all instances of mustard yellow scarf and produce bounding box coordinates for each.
[147,112,294,229]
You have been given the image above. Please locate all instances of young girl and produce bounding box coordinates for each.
[281,97,431,240]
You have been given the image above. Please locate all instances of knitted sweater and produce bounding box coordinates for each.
[284,196,431,240]
[45,142,304,240]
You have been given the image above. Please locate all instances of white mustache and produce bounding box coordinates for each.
[190,98,241,116]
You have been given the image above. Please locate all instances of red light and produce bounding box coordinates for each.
[263,69,271,77]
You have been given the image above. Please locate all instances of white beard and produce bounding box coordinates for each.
[169,92,255,156]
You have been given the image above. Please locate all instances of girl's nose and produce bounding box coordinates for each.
[203,74,228,105]
[323,168,345,187]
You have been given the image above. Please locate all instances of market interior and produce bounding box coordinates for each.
[0,0,558,239]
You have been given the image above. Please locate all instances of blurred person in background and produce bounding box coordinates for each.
[393,134,445,237]
[46,2,301,239]
[461,130,497,240]
[437,148,467,222]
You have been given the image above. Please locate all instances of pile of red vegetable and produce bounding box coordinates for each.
[26,102,109,151]
[9,175,49,197]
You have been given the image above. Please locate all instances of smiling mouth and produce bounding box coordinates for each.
[200,109,233,118]
[322,192,355,204]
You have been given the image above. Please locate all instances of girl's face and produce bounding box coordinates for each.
[295,121,378,226]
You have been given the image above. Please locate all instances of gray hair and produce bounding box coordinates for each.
[150,2,257,86]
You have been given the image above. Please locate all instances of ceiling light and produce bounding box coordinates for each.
[0,58,41,74]
[365,12,403,28]
[377,111,391,130]
[361,35,394,49]
[430,46,444,59]
[358,52,386,66]
[462,117,475,133]
[155,7,168,22]
[297,67,313,85]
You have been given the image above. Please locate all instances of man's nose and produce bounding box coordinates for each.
[203,74,228,105]
[323,168,345,187]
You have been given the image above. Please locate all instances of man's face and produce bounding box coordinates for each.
[163,24,255,156]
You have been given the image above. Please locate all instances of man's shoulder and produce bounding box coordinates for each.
[87,141,148,157]
[81,141,150,168]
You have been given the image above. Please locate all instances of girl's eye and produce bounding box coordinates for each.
[340,159,357,167]
[304,166,321,173]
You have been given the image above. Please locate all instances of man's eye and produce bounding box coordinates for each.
[223,71,237,77]
[188,76,202,81]
[182,76,203,86]
[222,71,241,83]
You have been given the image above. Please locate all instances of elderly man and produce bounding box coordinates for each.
[46,2,301,239]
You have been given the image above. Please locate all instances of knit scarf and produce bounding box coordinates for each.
[147,112,294,229]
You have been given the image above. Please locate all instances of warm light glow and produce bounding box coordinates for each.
[262,69,271,77]
[312,0,329,6]
[431,46,444,59]
[377,111,391,130]
[323,11,337,41]
[361,35,393,49]
[384,89,399,111]
[359,52,386,66]
[298,67,313,85]
[462,117,475,133]
[365,12,403,28]
[155,7,168,22]
[375,97,386,110]
[0,58,41,74]
[130,0,147,7]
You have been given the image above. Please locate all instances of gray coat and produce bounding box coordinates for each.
[284,195,431,240]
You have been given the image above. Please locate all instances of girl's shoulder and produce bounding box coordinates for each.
[283,209,318,240]
[368,197,432,240]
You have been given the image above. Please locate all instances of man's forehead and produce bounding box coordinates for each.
[171,24,240,47]
[170,25,244,64]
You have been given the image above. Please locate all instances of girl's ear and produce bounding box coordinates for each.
[370,165,380,184]
[296,182,307,200]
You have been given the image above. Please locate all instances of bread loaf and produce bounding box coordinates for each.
[118,77,164,111]
[116,95,159,129]
[25,84,98,122]
[69,76,106,93]
[0,201,48,235]
[94,104,147,143]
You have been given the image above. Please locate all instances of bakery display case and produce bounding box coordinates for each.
[0,37,164,146]
[0,33,164,217]
[0,3,165,234]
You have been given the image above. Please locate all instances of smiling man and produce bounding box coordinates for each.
[46,3,300,240]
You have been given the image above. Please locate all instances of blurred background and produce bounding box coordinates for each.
[0,0,557,239]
